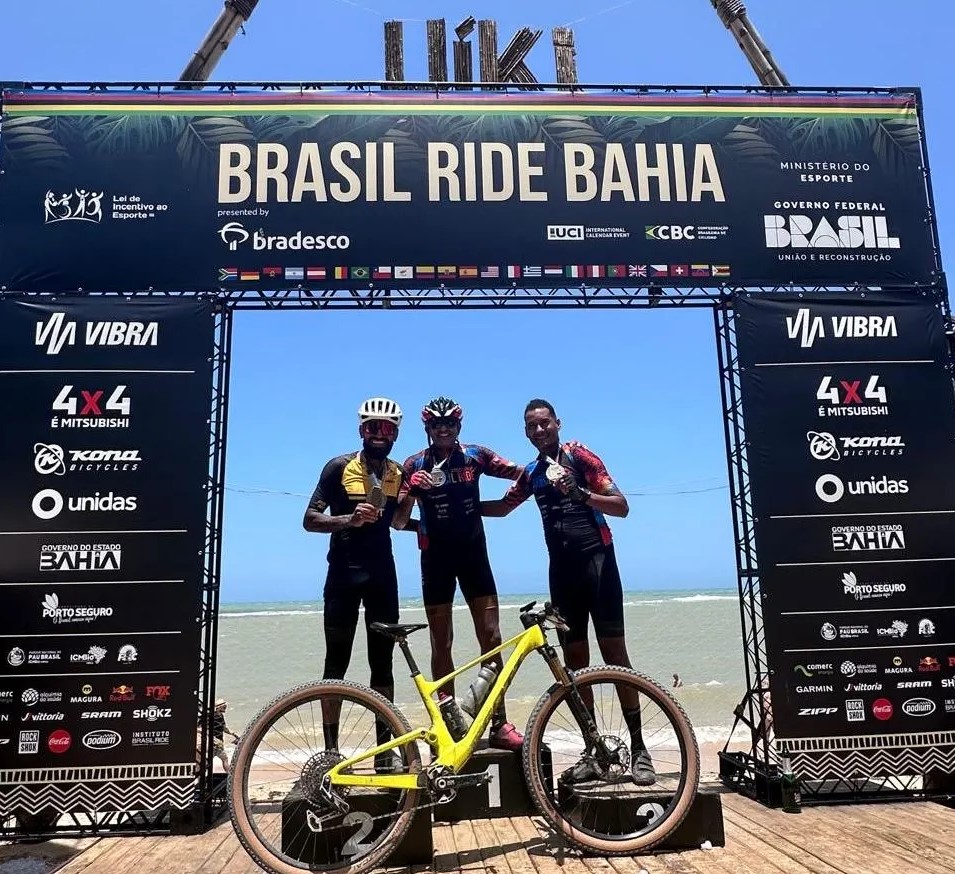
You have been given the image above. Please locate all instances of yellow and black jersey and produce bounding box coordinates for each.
[307,452,403,569]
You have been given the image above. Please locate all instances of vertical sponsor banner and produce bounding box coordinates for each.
[0,297,213,814]
[734,292,955,749]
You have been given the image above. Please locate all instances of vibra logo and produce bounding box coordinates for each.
[785,308,898,348]
[218,222,350,251]
[546,225,584,241]
[815,473,909,503]
[764,215,901,249]
[645,225,695,241]
[35,313,158,355]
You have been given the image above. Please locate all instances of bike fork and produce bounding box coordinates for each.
[539,644,601,747]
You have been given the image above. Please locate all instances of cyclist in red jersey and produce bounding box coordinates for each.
[481,398,655,784]
[400,396,524,751]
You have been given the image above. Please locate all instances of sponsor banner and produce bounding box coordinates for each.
[0,297,213,777]
[735,292,955,739]
[0,90,938,292]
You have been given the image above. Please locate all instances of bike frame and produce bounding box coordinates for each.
[327,623,548,790]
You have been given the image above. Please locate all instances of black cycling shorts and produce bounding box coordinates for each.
[547,543,625,644]
[322,562,400,689]
[420,534,498,607]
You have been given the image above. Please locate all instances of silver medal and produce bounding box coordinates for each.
[430,466,447,487]
[545,463,565,484]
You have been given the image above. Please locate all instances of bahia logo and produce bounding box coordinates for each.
[82,729,121,750]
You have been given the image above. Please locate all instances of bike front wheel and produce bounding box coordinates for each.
[228,680,422,874]
[522,665,700,855]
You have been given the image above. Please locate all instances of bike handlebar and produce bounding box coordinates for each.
[520,600,569,633]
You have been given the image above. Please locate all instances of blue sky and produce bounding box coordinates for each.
[3,1,952,602]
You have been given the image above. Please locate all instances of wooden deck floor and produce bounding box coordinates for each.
[13,792,955,874]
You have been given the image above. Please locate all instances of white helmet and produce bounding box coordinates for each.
[358,397,403,426]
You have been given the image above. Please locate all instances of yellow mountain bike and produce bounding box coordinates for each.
[229,601,700,874]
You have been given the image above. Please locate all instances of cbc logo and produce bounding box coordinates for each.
[646,225,695,241]
[546,225,584,241]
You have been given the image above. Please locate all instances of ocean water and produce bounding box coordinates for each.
[213,589,745,747]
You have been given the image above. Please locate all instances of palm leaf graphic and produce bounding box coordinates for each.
[43,593,58,610]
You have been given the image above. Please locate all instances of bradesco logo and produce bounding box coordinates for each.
[35,312,158,356]
[814,473,908,504]
[218,222,349,252]
[785,308,898,349]
[806,431,905,461]
[50,384,131,430]
[816,375,888,417]
[32,489,137,520]
[82,729,121,750]
[34,443,142,475]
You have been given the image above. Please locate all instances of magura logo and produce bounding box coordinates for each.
[814,473,909,504]
[35,313,158,355]
[41,593,113,625]
[546,225,584,241]
[217,222,349,251]
[43,189,104,225]
[785,308,898,349]
[806,431,905,461]
[765,215,901,250]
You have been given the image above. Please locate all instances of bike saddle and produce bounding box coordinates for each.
[370,622,429,640]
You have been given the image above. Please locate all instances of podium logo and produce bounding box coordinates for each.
[901,698,935,717]
[82,729,121,750]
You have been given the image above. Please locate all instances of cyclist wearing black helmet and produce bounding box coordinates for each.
[303,397,407,771]
[400,396,524,751]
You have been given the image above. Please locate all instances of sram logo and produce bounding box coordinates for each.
[798,707,837,716]
[36,313,158,356]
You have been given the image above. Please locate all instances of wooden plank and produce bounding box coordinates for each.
[384,20,404,82]
[552,27,578,84]
[724,795,947,874]
[722,814,843,874]
[477,20,499,82]
[45,837,111,873]
[432,821,461,874]
[426,19,448,83]
[197,824,246,873]
[453,42,473,89]
[58,834,166,872]
[449,819,486,873]
[470,817,516,874]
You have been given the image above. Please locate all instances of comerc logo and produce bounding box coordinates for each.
[765,214,901,250]
[217,222,349,251]
[785,308,898,349]
[35,313,158,356]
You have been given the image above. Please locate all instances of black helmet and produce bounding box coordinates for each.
[421,396,463,425]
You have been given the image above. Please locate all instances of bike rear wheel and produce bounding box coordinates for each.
[522,665,700,855]
[229,680,422,874]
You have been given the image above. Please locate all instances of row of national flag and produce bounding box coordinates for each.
[218,263,731,283]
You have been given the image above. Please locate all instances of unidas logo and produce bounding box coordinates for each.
[218,222,349,252]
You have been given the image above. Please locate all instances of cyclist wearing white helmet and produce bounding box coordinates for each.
[399,395,525,752]
[303,396,407,771]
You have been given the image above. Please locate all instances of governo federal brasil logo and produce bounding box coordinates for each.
[218,222,350,252]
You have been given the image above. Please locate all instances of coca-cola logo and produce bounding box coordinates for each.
[872,698,894,720]
[47,729,71,753]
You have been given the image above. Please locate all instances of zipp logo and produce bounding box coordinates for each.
[786,308,898,348]
[35,313,158,356]
[798,707,837,716]
[546,225,584,241]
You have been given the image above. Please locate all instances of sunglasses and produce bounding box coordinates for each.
[362,420,398,438]
[427,417,460,429]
